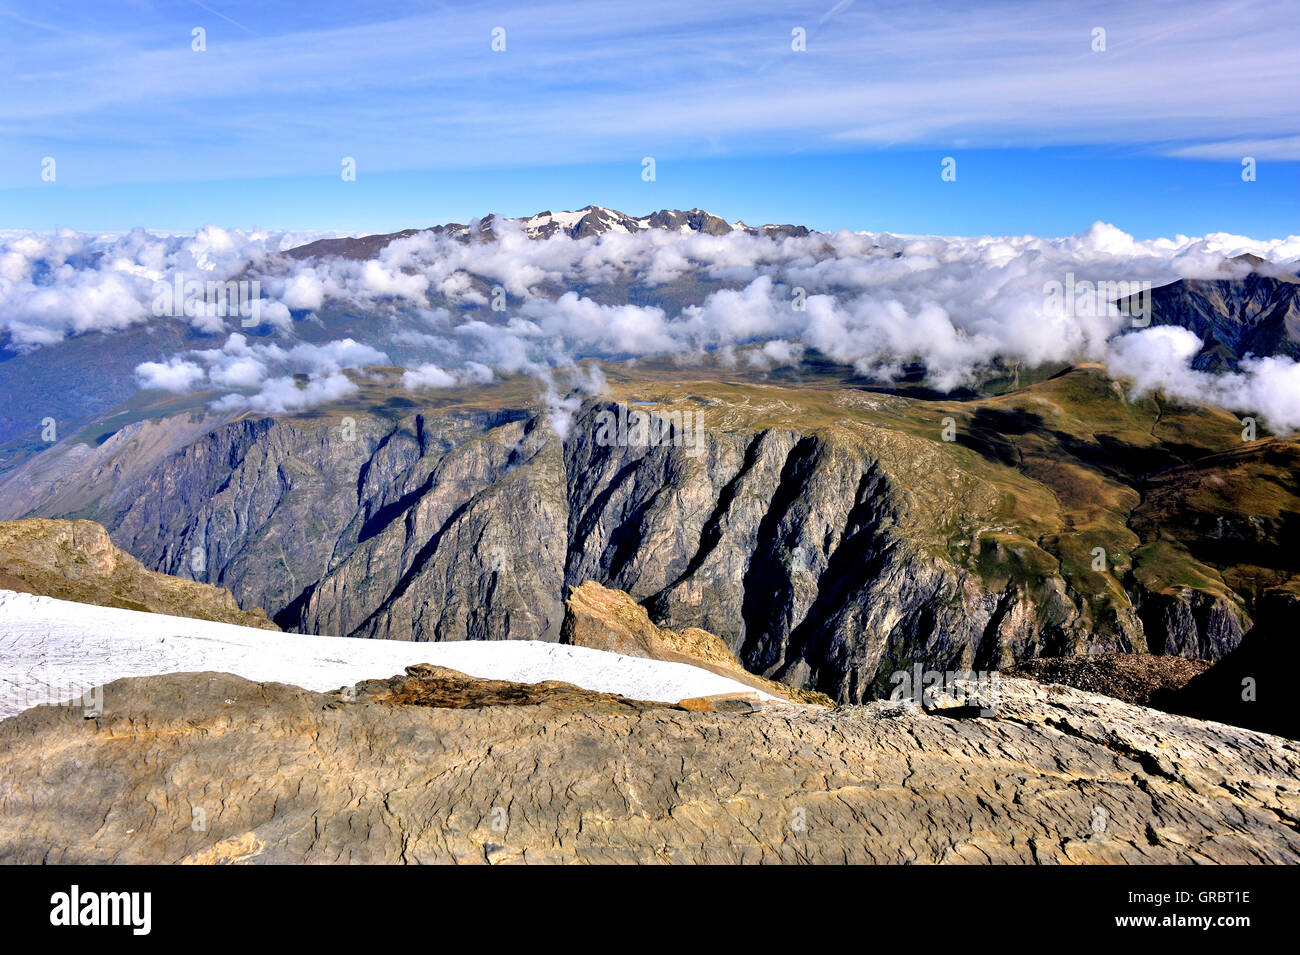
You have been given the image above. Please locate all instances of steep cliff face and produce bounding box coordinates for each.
[299,413,568,643]
[0,366,1283,704]
[561,406,1061,701]
[1134,585,1247,659]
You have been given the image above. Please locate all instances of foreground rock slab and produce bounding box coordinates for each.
[1,671,1298,864]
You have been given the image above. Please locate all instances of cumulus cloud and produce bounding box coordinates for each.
[401,364,457,389]
[1110,327,1300,431]
[216,373,360,415]
[135,357,206,392]
[0,226,315,347]
[132,333,388,419]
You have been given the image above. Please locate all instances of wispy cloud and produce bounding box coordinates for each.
[1169,137,1300,161]
[1,0,1296,188]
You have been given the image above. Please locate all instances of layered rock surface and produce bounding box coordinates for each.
[2,668,1297,864]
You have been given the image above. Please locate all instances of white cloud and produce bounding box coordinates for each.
[276,270,326,311]
[242,373,360,414]
[135,358,205,392]
[10,218,1300,427]
[402,364,456,390]
[1110,327,1300,432]
[129,333,389,407]
[1169,137,1300,161]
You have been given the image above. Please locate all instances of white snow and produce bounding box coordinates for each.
[523,209,587,233]
[0,590,772,718]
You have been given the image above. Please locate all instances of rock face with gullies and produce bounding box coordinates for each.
[0,518,276,629]
[298,413,568,644]
[564,414,1032,702]
[2,667,1298,864]
[1134,585,1247,659]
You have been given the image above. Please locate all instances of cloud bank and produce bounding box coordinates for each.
[4,219,1300,431]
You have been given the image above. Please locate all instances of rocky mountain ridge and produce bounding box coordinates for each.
[283,205,810,260]
[1129,257,1300,371]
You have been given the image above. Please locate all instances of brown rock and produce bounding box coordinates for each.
[0,518,277,629]
[676,692,762,713]
[2,670,1298,864]
[561,580,833,706]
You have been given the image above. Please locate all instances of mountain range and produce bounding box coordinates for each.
[1,209,1297,724]
[282,206,811,261]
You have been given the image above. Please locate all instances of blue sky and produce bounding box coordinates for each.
[2,0,1298,237]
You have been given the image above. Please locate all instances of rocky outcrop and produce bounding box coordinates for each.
[0,518,275,629]
[1007,653,1210,708]
[1134,586,1248,659]
[561,580,833,705]
[2,668,1298,864]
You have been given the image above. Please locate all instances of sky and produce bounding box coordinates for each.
[1,0,1298,237]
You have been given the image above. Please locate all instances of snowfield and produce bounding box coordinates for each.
[0,590,773,718]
